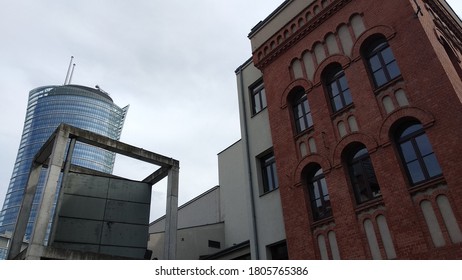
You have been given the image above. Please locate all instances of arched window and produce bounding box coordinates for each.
[308,167,332,220]
[362,35,401,88]
[395,122,442,185]
[323,64,353,112]
[291,88,313,133]
[347,144,381,204]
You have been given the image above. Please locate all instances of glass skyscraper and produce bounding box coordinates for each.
[0,84,128,242]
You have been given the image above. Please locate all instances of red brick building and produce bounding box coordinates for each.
[249,0,462,259]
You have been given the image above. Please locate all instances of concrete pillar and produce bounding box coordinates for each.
[48,138,76,244]
[163,165,179,260]
[7,163,41,259]
[25,128,69,259]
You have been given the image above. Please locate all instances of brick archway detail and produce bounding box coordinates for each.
[332,132,379,167]
[378,106,436,145]
[293,153,332,185]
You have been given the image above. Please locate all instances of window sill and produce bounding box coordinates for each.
[330,103,355,120]
[311,215,335,229]
[293,126,314,140]
[408,176,446,195]
[373,76,404,95]
[259,187,279,197]
[251,107,268,118]
[354,196,384,214]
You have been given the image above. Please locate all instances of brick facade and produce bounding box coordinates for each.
[253,0,462,259]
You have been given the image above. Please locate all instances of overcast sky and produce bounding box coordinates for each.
[1,1,462,222]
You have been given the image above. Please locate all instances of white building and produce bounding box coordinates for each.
[148,59,287,260]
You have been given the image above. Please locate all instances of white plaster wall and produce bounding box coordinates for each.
[235,61,286,259]
[218,140,250,248]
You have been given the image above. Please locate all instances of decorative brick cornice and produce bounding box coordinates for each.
[254,0,353,70]
[424,0,462,51]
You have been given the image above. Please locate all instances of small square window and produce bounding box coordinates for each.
[208,240,221,249]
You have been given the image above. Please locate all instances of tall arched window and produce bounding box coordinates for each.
[347,144,381,204]
[291,88,313,133]
[308,167,332,220]
[323,64,353,112]
[362,35,401,88]
[395,122,442,185]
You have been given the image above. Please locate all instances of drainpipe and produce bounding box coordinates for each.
[236,62,260,259]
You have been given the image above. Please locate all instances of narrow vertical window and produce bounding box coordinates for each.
[291,88,313,133]
[324,64,353,112]
[396,122,442,185]
[250,80,267,115]
[261,152,278,193]
[347,145,381,204]
[363,36,401,88]
[308,167,332,220]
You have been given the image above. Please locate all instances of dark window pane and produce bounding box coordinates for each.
[369,55,381,71]
[325,65,353,112]
[306,113,313,127]
[251,82,267,114]
[373,70,387,86]
[423,154,443,177]
[254,94,262,112]
[387,61,401,79]
[343,89,353,105]
[313,182,321,200]
[407,160,425,184]
[381,47,395,64]
[261,152,278,193]
[295,104,303,118]
[365,38,401,88]
[261,88,267,108]
[348,146,381,204]
[330,82,339,96]
[309,168,331,220]
[303,99,310,112]
[415,134,432,156]
[292,94,312,133]
[320,178,328,197]
[333,96,343,111]
[297,119,307,132]
[353,148,368,160]
[339,76,348,90]
[400,141,417,162]
[400,124,422,139]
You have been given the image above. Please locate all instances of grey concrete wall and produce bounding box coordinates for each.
[150,186,221,234]
[149,223,224,260]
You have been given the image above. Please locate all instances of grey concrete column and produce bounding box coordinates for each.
[25,128,69,259]
[7,163,41,259]
[163,165,179,260]
[48,138,76,244]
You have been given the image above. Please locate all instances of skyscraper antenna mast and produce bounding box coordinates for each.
[64,56,74,85]
[68,63,76,84]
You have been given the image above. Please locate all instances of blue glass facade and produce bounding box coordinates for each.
[0,85,128,241]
